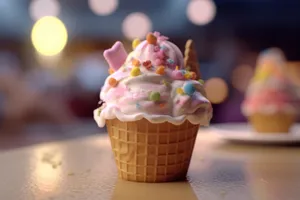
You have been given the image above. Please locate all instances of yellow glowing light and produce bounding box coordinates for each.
[31,16,68,56]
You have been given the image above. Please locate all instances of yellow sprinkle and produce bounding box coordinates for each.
[198,79,205,84]
[132,39,141,50]
[162,80,169,86]
[184,73,191,79]
[176,88,184,95]
[253,71,270,81]
[68,172,75,176]
[175,66,179,70]
[130,67,141,77]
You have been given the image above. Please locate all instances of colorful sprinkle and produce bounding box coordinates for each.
[175,66,179,70]
[132,59,140,67]
[136,103,141,109]
[183,83,196,96]
[190,72,197,80]
[154,45,160,52]
[198,79,205,84]
[146,33,157,44]
[149,91,161,102]
[161,79,170,86]
[108,77,118,87]
[108,68,114,74]
[160,45,168,51]
[156,66,165,75]
[172,70,185,80]
[98,109,101,116]
[142,60,152,70]
[167,58,174,64]
[184,73,191,79]
[132,38,141,50]
[130,67,141,77]
[180,70,186,75]
[159,103,165,108]
[176,88,184,95]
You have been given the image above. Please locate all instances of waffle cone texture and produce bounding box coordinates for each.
[106,118,199,182]
[248,112,295,133]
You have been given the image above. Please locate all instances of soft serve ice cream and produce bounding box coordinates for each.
[94,32,212,127]
[242,48,298,116]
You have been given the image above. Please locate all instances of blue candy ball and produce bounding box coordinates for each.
[179,70,186,75]
[183,83,196,96]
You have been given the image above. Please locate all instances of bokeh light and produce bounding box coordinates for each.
[88,0,118,16]
[122,12,152,40]
[231,65,254,92]
[74,55,108,92]
[205,77,229,104]
[29,0,60,21]
[187,0,216,26]
[31,16,68,56]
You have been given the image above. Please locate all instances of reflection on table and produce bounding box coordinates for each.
[0,129,300,200]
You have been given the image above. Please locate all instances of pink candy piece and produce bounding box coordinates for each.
[103,41,128,71]
[154,45,160,52]
[171,70,185,80]
[157,50,165,59]
[167,62,176,69]
[154,59,164,66]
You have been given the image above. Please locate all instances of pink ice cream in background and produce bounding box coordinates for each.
[242,48,299,116]
[94,32,212,127]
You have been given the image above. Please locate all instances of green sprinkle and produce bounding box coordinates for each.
[149,92,161,102]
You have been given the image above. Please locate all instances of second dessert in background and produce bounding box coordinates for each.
[242,48,298,133]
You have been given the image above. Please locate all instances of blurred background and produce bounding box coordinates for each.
[1,0,300,149]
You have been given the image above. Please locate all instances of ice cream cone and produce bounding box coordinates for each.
[184,39,201,79]
[248,112,295,133]
[106,118,199,183]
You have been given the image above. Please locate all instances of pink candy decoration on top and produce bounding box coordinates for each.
[103,41,128,71]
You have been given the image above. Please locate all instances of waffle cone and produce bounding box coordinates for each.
[106,118,199,182]
[184,39,201,79]
[248,112,295,133]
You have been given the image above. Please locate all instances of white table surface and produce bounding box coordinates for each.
[1,127,300,200]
